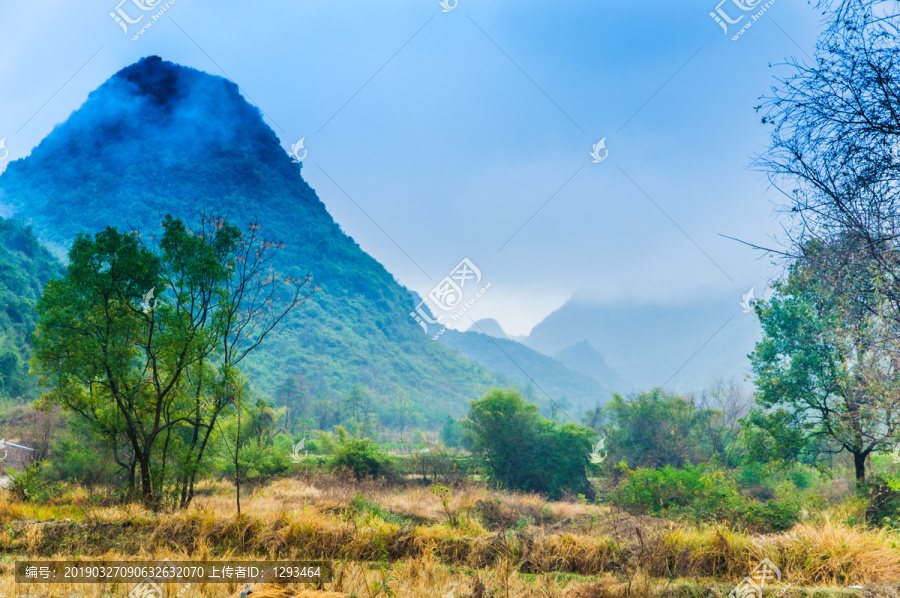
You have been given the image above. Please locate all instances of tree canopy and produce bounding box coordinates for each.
[463,388,595,500]
[32,213,317,506]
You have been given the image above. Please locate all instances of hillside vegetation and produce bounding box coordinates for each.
[0,218,64,401]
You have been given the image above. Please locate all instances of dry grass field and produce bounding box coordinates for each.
[2,475,899,598]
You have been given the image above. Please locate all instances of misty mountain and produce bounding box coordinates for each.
[521,298,760,393]
[437,328,614,413]
[0,56,517,422]
[553,340,630,393]
[467,318,513,340]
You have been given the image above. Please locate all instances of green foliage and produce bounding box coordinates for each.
[612,464,800,533]
[8,462,63,503]
[863,477,900,527]
[598,388,732,468]
[407,445,470,485]
[750,245,900,483]
[439,415,464,448]
[328,429,396,480]
[463,388,595,500]
[31,214,314,506]
[0,218,65,400]
[348,493,410,526]
[212,397,285,482]
[42,418,122,488]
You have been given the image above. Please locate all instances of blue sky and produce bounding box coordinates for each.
[0,0,823,334]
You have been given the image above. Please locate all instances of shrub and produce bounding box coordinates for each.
[328,431,396,480]
[348,493,411,526]
[743,498,801,532]
[463,388,595,500]
[43,428,122,488]
[611,464,709,514]
[8,462,63,503]
[439,415,465,448]
[612,464,800,532]
[864,476,900,527]
[407,446,470,485]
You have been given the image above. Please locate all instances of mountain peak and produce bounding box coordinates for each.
[468,318,510,339]
[1,56,308,245]
[111,55,222,110]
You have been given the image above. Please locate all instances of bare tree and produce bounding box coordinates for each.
[755,0,900,316]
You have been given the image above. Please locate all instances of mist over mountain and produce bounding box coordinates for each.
[553,340,630,393]
[520,298,759,393]
[0,56,517,421]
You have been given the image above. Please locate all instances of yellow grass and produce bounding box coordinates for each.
[1,475,898,597]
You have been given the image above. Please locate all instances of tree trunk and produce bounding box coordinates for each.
[139,454,153,507]
[235,406,241,516]
[853,451,867,486]
[128,458,136,494]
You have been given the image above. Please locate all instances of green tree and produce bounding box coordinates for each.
[463,388,595,500]
[393,391,421,444]
[439,415,463,448]
[750,246,900,484]
[213,378,279,515]
[311,394,336,430]
[327,426,394,480]
[274,374,308,434]
[32,214,317,506]
[600,388,720,469]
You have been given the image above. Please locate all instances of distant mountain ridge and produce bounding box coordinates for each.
[438,329,614,412]
[553,340,630,393]
[520,298,759,393]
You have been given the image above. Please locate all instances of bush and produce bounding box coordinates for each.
[43,426,122,488]
[328,430,396,480]
[612,464,800,532]
[864,477,900,527]
[8,462,63,503]
[743,498,801,532]
[439,415,464,448]
[464,388,595,500]
[407,447,470,485]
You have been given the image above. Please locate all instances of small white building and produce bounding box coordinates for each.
[0,439,36,490]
